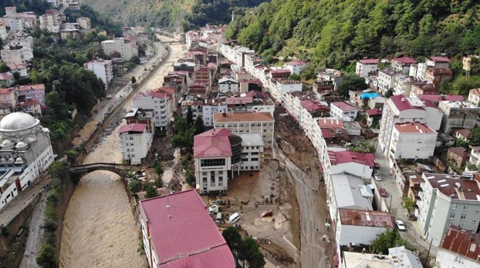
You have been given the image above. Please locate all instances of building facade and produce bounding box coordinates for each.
[84,59,113,88]
[119,123,153,165]
[133,92,173,130]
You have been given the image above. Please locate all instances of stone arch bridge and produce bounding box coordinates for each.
[70,163,147,178]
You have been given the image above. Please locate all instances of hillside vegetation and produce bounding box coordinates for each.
[226,0,480,69]
[82,0,268,30]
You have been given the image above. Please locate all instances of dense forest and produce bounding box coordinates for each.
[226,0,480,69]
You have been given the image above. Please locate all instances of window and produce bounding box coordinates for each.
[202,172,207,176]
[251,152,259,155]
[210,172,215,186]
[452,204,457,209]
[242,158,248,162]
[449,213,455,219]
[218,177,223,187]
[461,214,467,220]
[464,205,469,210]
[200,159,226,167]
[251,158,259,161]
[472,220,477,224]
[130,137,133,140]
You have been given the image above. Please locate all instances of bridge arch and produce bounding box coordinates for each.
[70,163,146,182]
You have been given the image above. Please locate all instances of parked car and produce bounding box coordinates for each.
[396,220,406,231]
[380,188,388,197]
[208,204,219,215]
[374,173,382,181]
[106,94,112,99]
[228,212,241,224]
[215,212,222,223]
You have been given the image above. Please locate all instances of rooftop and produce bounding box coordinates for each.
[285,60,307,66]
[416,94,464,103]
[213,112,274,123]
[328,150,375,167]
[331,102,357,111]
[440,100,478,109]
[339,209,395,228]
[0,73,12,80]
[301,100,329,113]
[134,91,169,100]
[270,69,291,74]
[318,118,344,129]
[470,88,480,97]
[343,252,393,268]
[332,173,373,211]
[440,225,480,261]
[17,84,45,91]
[118,123,147,134]
[139,190,235,268]
[194,128,232,158]
[394,122,435,134]
[448,147,470,158]
[366,108,383,116]
[430,56,450,63]
[388,246,423,268]
[390,95,425,112]
[359,59,379,64]
[392,57,417,64]
[238,133,264,147]
[423,173,480,201]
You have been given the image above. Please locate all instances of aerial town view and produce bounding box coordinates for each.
[1,1,480,268]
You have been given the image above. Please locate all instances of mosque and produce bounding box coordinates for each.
[0,112,54,210]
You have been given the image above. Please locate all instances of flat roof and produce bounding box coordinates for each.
[423,173,480,200]
[339,209,395,228]
[332,173,373,211]
[238,133,264,147]
[441,225,480,261]
[388,246,423,268]
[118,123,146,134]
[213,112,274,123]
[331,102,357,111]
[328,150,375,167]
[394,122,435,134]
[318,117,344,129]
[343,252,393,268]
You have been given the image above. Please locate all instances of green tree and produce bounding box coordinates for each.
[194,116,205,135]
[455,138,470,149]
[403,197,415,214]
[130,56,140,65]
[185,167,195,186]
[186,106,194,125]
[0,63,10,73]
[471,127,480,145]
[65,149,79,164]
[131,76,137,84]
[155,161,164,176]
[49,161,70,182]
[127,180,142,193]
[337,74,368,98]
[371,228,409,254]
[144,184,158,198]
[36,243,57,268]
[223,226,243,255]
[239,238,266,268]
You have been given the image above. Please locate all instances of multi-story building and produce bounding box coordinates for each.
[193,128,263,194]
[0,88,17,108]
[76,17,91,29]
[213,112,275,148]
[17,84,45,103]
[391,57,417,74]
[139,189,235,268]
[119,123,153,165]
[427,56,451,69]
[425,68,452,87]
[124,108,155,133]
[202,102,228,127]
[0,112,54,210]
[388,246,423,268]
[436,226,480,268]
[1,44,33,65]
[226,95,275,116]
[416,173,480,246]
[8,12,36,33]
[18,99,42,116]
[463,55,480,75]
[218,77,239,93]
[284,60,307,75]
[317,69,346,91]
[101,38,138,61]
[133,91,173,130]
[447,147,470,169]
[0,73,14,87]
[388,122,437,163]
[409,82,438,97]
[378,68,401,94]
[378,95,443,159]
[84,59,113,88]
[468,88,480,106]
[330,102,358,122]
[269,79,302,103]
[438,100,480,134]
[355,59,379,77]
[39,9,61,33]
[8,63,29,77]
[0,23,7,40]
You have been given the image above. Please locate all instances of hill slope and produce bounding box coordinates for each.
[81,0,269,30]
[226,0,480,69]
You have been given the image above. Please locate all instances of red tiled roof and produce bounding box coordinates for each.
[366,108,382,116]
[18,99,40,107]
[194,128,232,157]
[134,91,169,100]
[213,112,274,123]
[331,102,357,111]
[394,122,435,134]
[441,225,480,261]
[318,118,344,129]
[285,60,306,66]
[416,94,464,103]
[390,95,425,112]
[270,69,291,74]
[0,73,12,80]
[427,68,452,75]
[393,57,417,64]
[339,209,395,228]
[448,147,470,158]
[226,96,253,105]
[425,173,480,200]
[328,150,375,167]
[454,128,471,139]
[118,123,147,134]
[140,190,235,268]
[359,59,379,64]
[430,56,450,63]
[17,84,45,91]
[301,100,329,113]
[8,63,28,70]
[0,88,13,95]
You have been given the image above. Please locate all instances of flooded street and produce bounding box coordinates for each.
[59,37,186,268]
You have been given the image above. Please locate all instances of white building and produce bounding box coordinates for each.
[468,88,480,106]
[118,123,153,165]
[416,173,480,246]
[1,44,33,65]
[330,102,358,122]
[388,246,423,268]
[388,122,437,163]
[356,59,379,77]
[0,112,54,210]
[76,17,91,29]
[101,38,138,61]
[436,226,480,268]
[391,57,417,74]
[202,103,227,127]
[378,69,401,94]
[133,91,173,130]
[39,10,61,33]
[8,12,36,33]
[218,77,239,93]
[284,60,307,75]
[269,79,302,103]
[194,128,263,194]
[84,59,113,88]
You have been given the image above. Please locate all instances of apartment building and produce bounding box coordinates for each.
[388,122,437,163]
[133,91,173,130]
[436,226,480,268]
[0,88,17,108]
[438,101,480,134]
[76,17,91,29]
[84,58,113,88]
[119,123,153,165]
[391,57,417,74]
[39,9,61,33]
[101,38,138,60]
[284,60,307,75]
[8,12,36,33]
[218,77,239,93]
[213,112,275,148]
[463,55,480,75]
[416,173,480,246]
[124,108,155,133]
[226,95,274,115]
[378,68,401,94]
[270,79,302,102]
[17,84,45,102]
[317,69,346,91]
[468,88,480,106]
[330,102,358,122]
[355,59,379,77]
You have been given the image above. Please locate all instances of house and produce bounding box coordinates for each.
[438,101,480,134]
[318,118,349,144]
[366,108,382,127]
[268,68,291,80]
[388,246,423,268]
[0,73,14,87]
[8,63,28,77]
[84,59,113,88]
[327,149,375,179]
[0,103,11,119]
[409,82,437,97]
[447,147,470,169]
[452,129,471,141]
[468,89,480,106]
[101,38,138,61]
[0,88,16,108]
[330,102,358,121]
[17,84,45,103]
[356,59,379,77]
[468,147,480,170]
[218,77,239,93]
[391,57,417,74]
[317,69,346,91]
[139,190,235,268]
[436,226,480,268]
[213,112,275,148]
[193,66,211,88]
[378,68,401,94]
[188,83,207,97]
[76,17,91,29]
[368,96,385,109]
[124,108,155,133]
[284,60,307,75]
[133,91,173,130]
[388,123,437,164]
[416,173,480,246]
[463,55,480,74]
[17,99,42,116]
[193,128,263,194]
[427,56,450,69]
[119,123,153,165]
[425,68,452,87]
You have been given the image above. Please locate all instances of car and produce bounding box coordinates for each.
[106,94,112,99]
[208,204,219,215]
[374,162,380,169]
[380,188,388,197]
[228,212,241,224]
[395,220,406,231]
[374,173,382,181]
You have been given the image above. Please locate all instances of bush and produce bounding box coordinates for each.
[144,184,159,199]
[127,180,142,193]
[36,243,57,268]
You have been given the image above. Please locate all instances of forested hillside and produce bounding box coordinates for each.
[226,0,480,69]
[82,0,268,30]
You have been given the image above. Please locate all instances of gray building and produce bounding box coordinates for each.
[438,101,480,134]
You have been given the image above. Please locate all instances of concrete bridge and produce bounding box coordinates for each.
[70,163,147,177]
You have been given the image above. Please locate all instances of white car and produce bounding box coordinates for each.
[106,94,112,99]
[396,220,406,231]
[374,173,382,181]
[228,212,241,224]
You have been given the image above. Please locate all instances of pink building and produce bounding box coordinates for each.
[17,84,45,102]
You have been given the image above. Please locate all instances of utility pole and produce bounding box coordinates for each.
[423,238,433,267]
